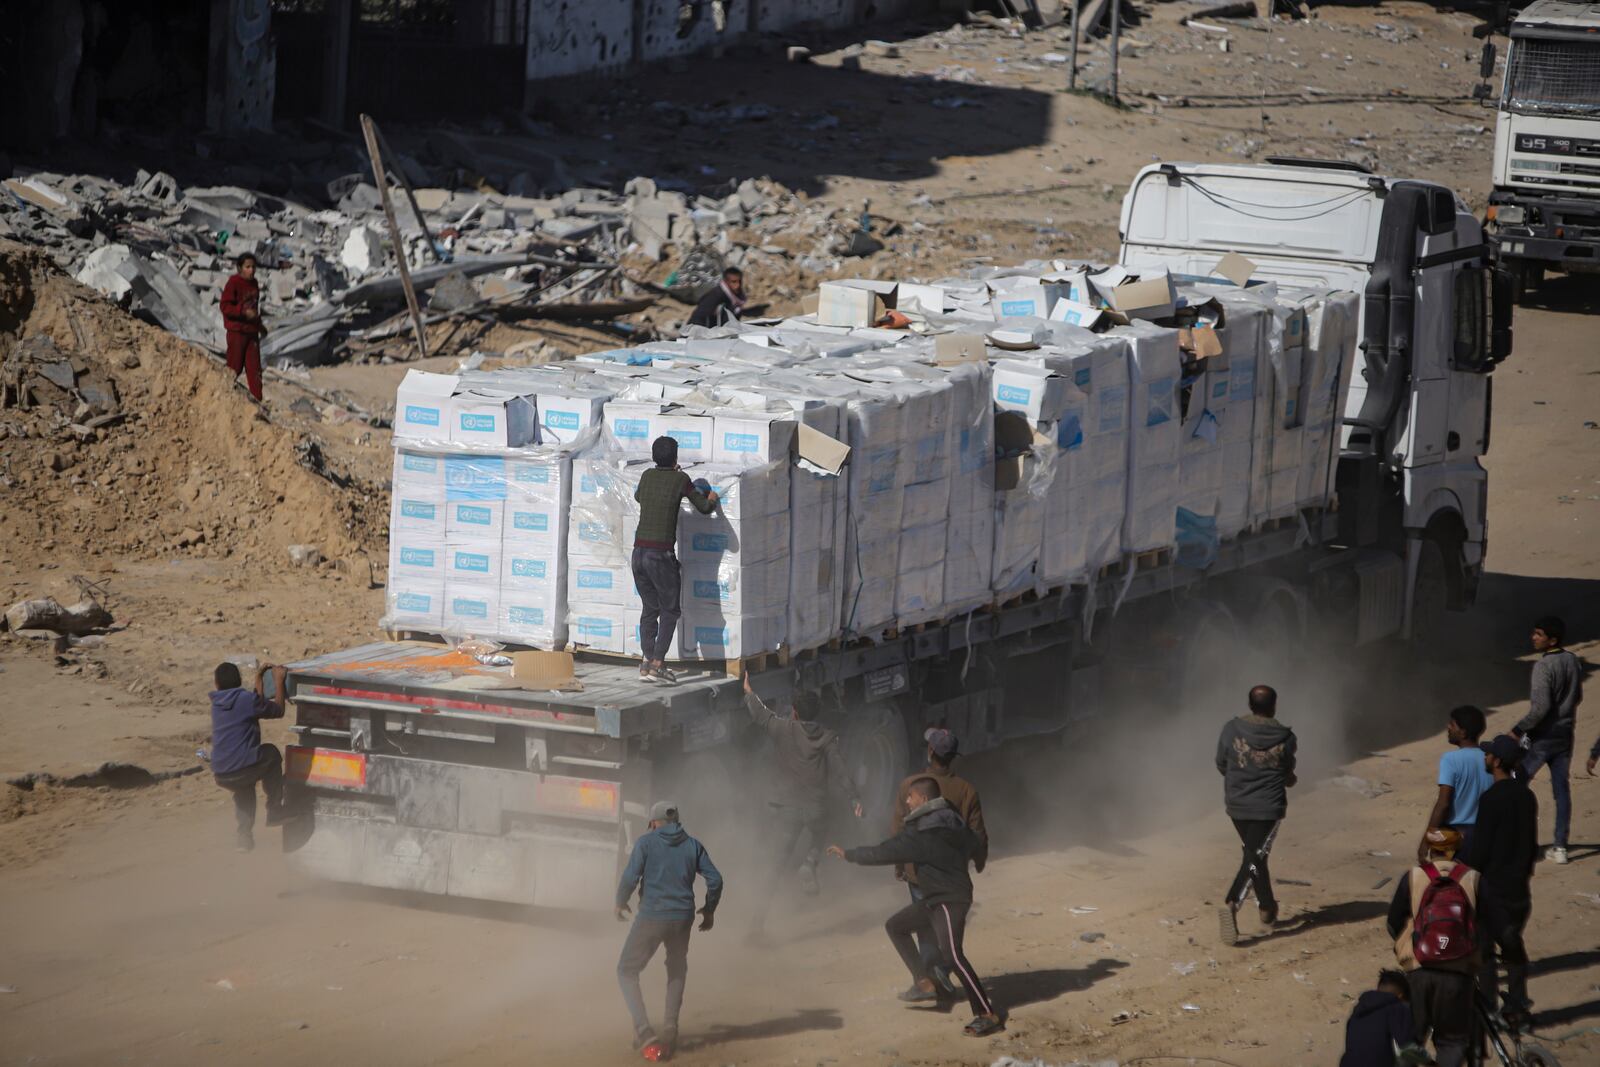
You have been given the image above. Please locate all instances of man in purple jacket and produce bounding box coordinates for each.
[210,661,288,852]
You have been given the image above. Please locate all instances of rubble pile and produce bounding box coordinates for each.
[0,157,899,368]
[0,241,384,567]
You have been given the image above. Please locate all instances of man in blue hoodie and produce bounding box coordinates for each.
[615,800,723,1060]
[209,661,288,852]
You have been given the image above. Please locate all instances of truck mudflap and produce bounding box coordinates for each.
[284,746,623,910]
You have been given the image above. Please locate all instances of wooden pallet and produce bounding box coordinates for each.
[568,644,784,679]
[1135,547,1172,571]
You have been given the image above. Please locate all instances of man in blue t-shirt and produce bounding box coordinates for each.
[1418,705,1493,863]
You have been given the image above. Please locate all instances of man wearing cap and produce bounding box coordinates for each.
[615,800,724,1060]
[1512,614,1583,864]
[743,676,863,941]
[1464,735,1539,1028]
[889,727,988,998]
[1386,829,1481,1067]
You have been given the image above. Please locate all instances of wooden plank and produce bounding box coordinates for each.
[359,114,429,361]
[372,120,443,265]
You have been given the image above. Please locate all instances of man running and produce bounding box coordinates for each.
[890,728,987,998]
[743,676,862,941]
[615,800,723,1061]
[1215,684,1297,944]
[828,777,1003,1037]
[1513,615,1583,864]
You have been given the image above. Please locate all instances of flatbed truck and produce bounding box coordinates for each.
[281,160,1511,911]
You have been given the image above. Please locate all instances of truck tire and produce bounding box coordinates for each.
[840,704,910,825]
[1409,536,1451,660]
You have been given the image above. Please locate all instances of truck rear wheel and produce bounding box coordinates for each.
[841,704,910,825]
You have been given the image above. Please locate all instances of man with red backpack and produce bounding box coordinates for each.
[1385,828,1481,1067]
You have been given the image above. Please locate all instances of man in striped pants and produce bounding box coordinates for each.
[828,777,1004,1037]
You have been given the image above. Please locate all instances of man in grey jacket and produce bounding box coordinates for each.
[744,676,862,941]
[1215,684,1298,945]
[1513,615,1583,864]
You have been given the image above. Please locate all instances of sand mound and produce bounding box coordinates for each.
[0,240,384,569]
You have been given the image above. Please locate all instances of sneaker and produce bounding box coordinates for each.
[898,980,939,1002]
[639,666,658,685]
[264,805,291,827]
[632,1027,658,1052]
[1219,903,1240,946]
[652,666,679,687]
[1259,904,1279,926]
[1546,845,1569,865]
[235,832,255,854]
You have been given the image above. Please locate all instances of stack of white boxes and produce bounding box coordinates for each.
[562,454,637,655]
[388,448,449,630]
[441,453,508,635]
[838,379,906,637]
[1294,291,1360,510]
[1174,334,1232,539]
[1065,334,1132,574]
[1114,321,1183,555]
[1264,301,1308,520]
[499,453,571,649]
[1199,289,1272,539]
[678,461,792,659]
[937,359,996,614]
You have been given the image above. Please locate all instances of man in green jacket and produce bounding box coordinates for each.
[632,436,717,686]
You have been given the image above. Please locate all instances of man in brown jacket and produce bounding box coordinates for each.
[890,728,988,999]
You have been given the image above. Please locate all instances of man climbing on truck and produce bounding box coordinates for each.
[632,436,719,686]
[209,661,289,853]
[615,800,723,1061]
[743,675,863,943]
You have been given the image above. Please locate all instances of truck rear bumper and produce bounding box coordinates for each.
[1491,231,1600,269]
[286,806,619,910]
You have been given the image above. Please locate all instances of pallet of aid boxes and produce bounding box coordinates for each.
[384,369,583,649]
[568,400,795,664]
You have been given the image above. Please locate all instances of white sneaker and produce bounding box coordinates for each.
[1546,846,1569,865]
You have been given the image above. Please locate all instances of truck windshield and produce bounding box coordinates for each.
[1503,37,1600,115]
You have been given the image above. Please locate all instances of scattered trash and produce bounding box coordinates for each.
[1080,931,1106,943]
[1372,876,1393,891]
[1172,961,1197,976]
[1181,1003,1201,1013]
[214,979,235,992]
[1368,850,1392,857]
[1069,905,1100,915]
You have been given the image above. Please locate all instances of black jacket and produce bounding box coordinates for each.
[746,691,858,809]
[844,798,978,906]
[1339,989,1416,1067]
[688,285,740,328]
[1215,714,1297,821]
[1461,777,1538,905]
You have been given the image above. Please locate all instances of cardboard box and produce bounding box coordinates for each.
[390,536,446,579]
[817,280,897,327]
[505,455,568,502]
[444,584,500,633]
[512,651,582,691]
[387,578,445,628]
[712,410,797,466]
[604,400,663,456]
[445,540,504,584]
[1214,252,1257,288]
[796,423,850,475]
[992,360,1071,424]
[569,606,628,654]
[444,454,508,501]
[654,411,715,463]
[1109,269,1177,322]
[537,387,609,445]
[501,549,560,591]
[504,499,562,544]
[1049,299,1108,330]
[499,597,563,649]
[393,449,447,496]
[393,371,459,441]
[446,499,507,540]
[450,388,538,448]
[933,333,987,365]
[568,560,633,606]
[896,282,948,315]
[391,493,446,536]
[988,278,1060,321]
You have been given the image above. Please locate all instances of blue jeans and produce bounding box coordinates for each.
[1522,738,1572,848]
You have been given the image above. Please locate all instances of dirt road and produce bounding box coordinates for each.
[4,4,1600,1064]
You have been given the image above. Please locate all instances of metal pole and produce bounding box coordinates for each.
[1069,0,1081,90]
[360,113,430,362]
[1109,0,1120,103]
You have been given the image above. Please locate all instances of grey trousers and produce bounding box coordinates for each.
[617,916,692,1039]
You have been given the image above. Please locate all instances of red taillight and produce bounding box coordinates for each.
[286,746,367,789]
[537,776,619,818]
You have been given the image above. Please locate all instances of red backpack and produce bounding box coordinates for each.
[1413,862,1476,964]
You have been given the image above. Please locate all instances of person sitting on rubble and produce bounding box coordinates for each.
[220,253,267,403]
[632,436,718,685]
[687,267,747,329]
[209,661,288,852]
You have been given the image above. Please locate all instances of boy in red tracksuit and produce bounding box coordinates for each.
[220,253,266,401]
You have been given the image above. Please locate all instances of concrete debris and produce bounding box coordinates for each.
[287,544,323,568]
[3,595,113,636]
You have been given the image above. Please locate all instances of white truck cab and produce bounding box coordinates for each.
[1118,159,1512,634]
[1484,0,1600,294]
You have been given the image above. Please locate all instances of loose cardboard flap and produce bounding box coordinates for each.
[797,423,851,475]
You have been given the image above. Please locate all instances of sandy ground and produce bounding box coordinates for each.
[4,4,1600,1065]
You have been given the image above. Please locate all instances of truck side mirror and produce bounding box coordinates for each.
[1489,267,1514,365]
[1479,41,1497,80]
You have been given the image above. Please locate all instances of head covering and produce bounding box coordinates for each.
[1424,828,1463,857]
[925,728,959,760]
[650,800,680,823]
[1481,734,1524,769]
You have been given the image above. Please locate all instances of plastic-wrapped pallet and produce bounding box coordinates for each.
[938,359,996,614]
[387,448,449,630]
[1264,297,1308,520]
[1038,373,1095,585]
[564,451,644,655]
[498,452,572,649]
[829,376,906,637]
[677,461,791,660]
[1114,321,1183,555]
[1063,333,1131,574]
[1173,314,1232,561]
[1190,288,1272,540]
[1293,290,1359,510]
